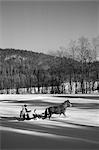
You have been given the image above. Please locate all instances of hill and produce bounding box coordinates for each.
[0,48,55,69]
[0,48,99,94]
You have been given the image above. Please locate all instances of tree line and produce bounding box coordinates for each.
[0,36,99,94]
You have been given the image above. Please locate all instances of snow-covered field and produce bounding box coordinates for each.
[1,94,99,150]
[0,94,99,127]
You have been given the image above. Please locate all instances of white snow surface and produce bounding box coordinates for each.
[0,94,99,127]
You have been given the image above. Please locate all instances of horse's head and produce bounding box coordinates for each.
[64,100,72,107]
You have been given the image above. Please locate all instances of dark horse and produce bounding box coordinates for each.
[44,100,72,119]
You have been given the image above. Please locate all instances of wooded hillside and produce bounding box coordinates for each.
[0,46,99,94]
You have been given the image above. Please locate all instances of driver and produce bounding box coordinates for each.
[20,104,31,120]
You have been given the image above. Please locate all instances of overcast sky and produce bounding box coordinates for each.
[0,0,99,54]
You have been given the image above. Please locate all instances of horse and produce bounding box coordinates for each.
[43,100,72,119]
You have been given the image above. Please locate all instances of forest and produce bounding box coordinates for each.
[0,37,99,94]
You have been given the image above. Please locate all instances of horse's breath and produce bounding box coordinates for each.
[44,100,72,119]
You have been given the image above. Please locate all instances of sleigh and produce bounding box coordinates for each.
[19,108,45,120]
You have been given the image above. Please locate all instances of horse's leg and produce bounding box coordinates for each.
[59,113,61,117]
[48,109,52,119]
[47,108,52,119]
[43,108,48,119]
[63,111,66,117]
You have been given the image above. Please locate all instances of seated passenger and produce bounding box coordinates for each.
[20,104,31,120]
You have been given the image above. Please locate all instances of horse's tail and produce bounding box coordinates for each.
[43,108,48,119]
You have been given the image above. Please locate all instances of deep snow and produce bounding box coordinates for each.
[0,94,99,127]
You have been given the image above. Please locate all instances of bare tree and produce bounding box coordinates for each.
[92,36,99,92]
[76,37,91,93]
[68,40,78,93]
